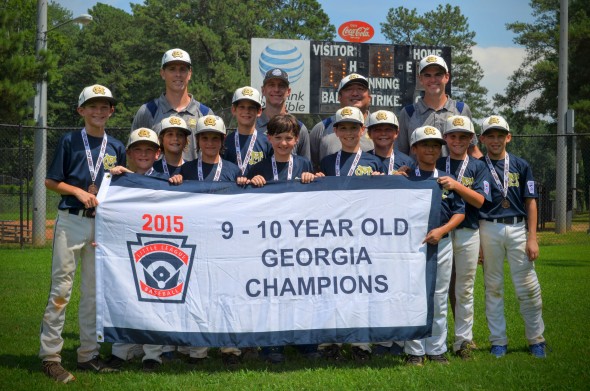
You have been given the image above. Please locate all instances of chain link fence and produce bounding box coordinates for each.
[1,123,588,247]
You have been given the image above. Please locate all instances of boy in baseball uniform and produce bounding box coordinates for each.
[405,125,465,366]
[40,84,126,382]
[435,116,492,359]
[478,115,546,358]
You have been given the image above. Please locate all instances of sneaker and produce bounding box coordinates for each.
[351,346,371,361]
[105,355,126,370]
[42,361,75,383]
[77,357,119,373]
[160,351,177,362]
[529,342,547,358]
[371,345,391,356]
[241,347,259,361]
[221,353,241,368]
[427,354,450,364]
[302,351,322,361]
[490,345,508,358]
[321,344,343,361]
[405,354,425,366]
[467,340,478,350]
[187,356,208,365]
[455,341,472,360]
[142,359,161,372]
[265,352,285,364]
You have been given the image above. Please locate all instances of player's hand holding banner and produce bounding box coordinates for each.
[95,173,441,347]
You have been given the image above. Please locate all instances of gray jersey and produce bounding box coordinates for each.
[256,112,311,161]
[397,96,473,157]
[131,93,214,161]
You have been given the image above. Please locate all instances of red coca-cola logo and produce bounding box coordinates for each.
[338,21,374,43]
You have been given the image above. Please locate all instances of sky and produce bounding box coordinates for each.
[55,0,537,106]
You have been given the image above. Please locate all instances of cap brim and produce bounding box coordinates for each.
[482,127,509,134]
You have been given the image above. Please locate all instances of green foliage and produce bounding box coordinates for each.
[380,4,489,118]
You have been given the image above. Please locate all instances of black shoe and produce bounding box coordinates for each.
[455,341,473,360]
[321,344,343,361]
[105,355,126,369]
[371,345,391,356]
[221,353,241,367]
[142,359,161,372]
[77,357,119,373]
[351,346,371,361]
[187,356,208,365]
[240,347,259,361]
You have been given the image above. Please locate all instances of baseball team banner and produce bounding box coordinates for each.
[95,174,442,347]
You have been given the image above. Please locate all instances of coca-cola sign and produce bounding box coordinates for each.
[338,21,374,43]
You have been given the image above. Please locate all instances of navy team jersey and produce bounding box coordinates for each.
[152,159,182,177]
[436,157,493,229]
[478,153,538,219]
[248,155,313,181]
[320,151,383,176]
[47,130,126,210]
[407,169,465,227]
[180,158,241,182]
[222,130,273,177]
[369,149,415,174]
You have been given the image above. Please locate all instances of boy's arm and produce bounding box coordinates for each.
[423,213,465,245]
[525,197,539,261]
[169,174,183,185]
[110,166,133,175]
[300,172,316,184]
[250,175,266,187]
[437,176,485,208]
[45,179,98,209]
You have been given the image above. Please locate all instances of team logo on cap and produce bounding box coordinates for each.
[341,107,353,116]
[189,118,197,128]
[138,129,150,138]
[452,117,465,126]
[169,117,182,126]
[349,74,360,80]
[204,116,216,126]
[127,234,196,303]
[426,56,438,63]
[488,116,501,125]
[171,50,184,59]
[272,69,283,76]
[424,126,437,135]
[92,85,106,95]
[242,87,254,96]
[376,111,388,121]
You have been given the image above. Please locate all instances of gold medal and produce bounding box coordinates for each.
[88,183,98,195]
[501,198,510,209]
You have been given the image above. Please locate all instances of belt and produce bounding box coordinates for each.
[68,208,96,219]
[484,216,524,225]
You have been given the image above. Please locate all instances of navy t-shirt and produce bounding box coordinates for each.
[478,153,538,219]
[248,155,313,181]
[320,151,383,176]
[222,130,273,177]
[152,158,182,177]
[180,158,241,181]
[369,149,415,174]
[47,129,126,210]
[436,156,492,229]
[407,169,465,227]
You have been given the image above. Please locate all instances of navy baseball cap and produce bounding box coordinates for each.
[263,68,290,85]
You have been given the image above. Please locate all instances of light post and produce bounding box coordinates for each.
[32,0,92,246]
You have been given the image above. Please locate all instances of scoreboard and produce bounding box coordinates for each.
[251,38,451,115]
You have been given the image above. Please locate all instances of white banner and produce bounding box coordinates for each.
[95,174,440,347]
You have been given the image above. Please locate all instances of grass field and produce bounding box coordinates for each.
[1,244,589,390]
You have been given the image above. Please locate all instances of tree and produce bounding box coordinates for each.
[495,0,590,209]
[380,4,489,118]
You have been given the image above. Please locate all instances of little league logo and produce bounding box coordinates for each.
[127,234,196,303]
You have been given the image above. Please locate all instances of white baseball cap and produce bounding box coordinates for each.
[481,115,510,135]
[196,115,226,136]
[127,128,160,149]
[337,73,369,93]
[367,110,399,129]
[333,106,365,126]
[78,84,115,107]
[160,116,191,136]
[444,115,475,134]
[232,86,262,106]
[410,126,446,147]
[161,48,191,68]
[418,55,448,73]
